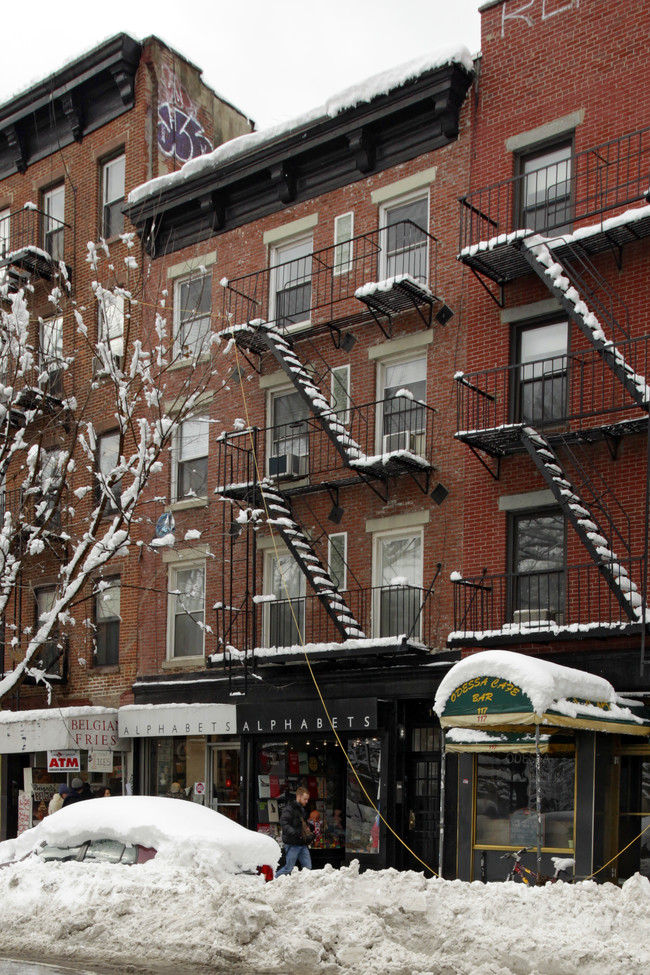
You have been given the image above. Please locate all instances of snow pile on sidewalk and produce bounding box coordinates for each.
[1,856,649,974]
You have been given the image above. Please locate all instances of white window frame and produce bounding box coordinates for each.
[101,153,125,239]
[269,233,313,329]
[174,272,212,357]
[376,352,427,456]
[97,292,124,366]
[97,431,121,510]
[0,207,10,259]
[328,532,347,592]
[172,414,210,502]
[333,212,354,276]
[267,386,309,479]
[94,577,121,667]
[35,585,60,671]
[42,184,65,261]
[330,364,351,425]
[372,528,423,640]
[167,561,206,660]
[379,189,429,285]
[39,316,63,373]
[263,549,305,648]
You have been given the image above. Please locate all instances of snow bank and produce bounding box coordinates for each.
[0,856,649,974]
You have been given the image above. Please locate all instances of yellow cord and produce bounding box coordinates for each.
[228,334,439,877]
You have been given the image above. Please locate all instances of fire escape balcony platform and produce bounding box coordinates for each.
[460,210,650,286]
[456,416,649,458]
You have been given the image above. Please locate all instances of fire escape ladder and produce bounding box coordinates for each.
[243,321,367,469]
[259,480,366,640]
[518,237,650,412]
[519,427,641,621]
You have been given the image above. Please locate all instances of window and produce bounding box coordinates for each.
[379,354,427,455]
[169,563,205,658]
[175,415,209,500]
[268,390,309,478]
[97,292,124,366]
[175,273,211,356]
[516,321,568,426]
[264,551,305,648]
[97,432,121,510]
[39,316,63,395]
[270,236,312,328]
[511,510,565,624]
[35,587,60,673]
[101,154,125,238]
[519,141,572,234]
[475,752,575,850]
[334,212,354,275]
[328,533,347,591]
[0,208,9,259]
[94,578,120,666]
[374,531,423,639]
[42,184,65,261]
[37,449,64,529]
[380,194,428,283]
[331,365,351,425]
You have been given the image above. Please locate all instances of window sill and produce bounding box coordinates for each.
[162,655,206,670]
[91,664,120,674]
[168,352,210,371]
[169,497,208,512]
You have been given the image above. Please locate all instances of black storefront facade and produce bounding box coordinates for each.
[128,657,456,875]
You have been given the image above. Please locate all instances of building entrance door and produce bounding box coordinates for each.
[615,752,650,882]
[208,743,241,822]
[404,723,441,875]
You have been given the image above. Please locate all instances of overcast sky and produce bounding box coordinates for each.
[2,0,484,131]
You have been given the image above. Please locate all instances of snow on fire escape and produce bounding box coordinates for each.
[519,427,641,621]
[225,319,365,470]
[258,479,365,640]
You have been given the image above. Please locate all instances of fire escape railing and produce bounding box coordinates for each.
[216,584,437,656]
[451,560,648,643]
[216,397,437,493]
[1,205,69,271]
[459,125,650,253]
[221,222,439,335]
[456,336,650,446]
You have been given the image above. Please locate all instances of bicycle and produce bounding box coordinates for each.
[501,847,575,885]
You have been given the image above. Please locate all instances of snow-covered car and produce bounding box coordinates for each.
[0,795,280,879]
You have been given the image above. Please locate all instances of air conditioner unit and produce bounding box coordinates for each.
[512,608,550,625]
[383,430,425,456]
[269,452,308,478]
[383,430,410,454]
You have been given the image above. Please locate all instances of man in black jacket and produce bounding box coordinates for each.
[275,785,313,876]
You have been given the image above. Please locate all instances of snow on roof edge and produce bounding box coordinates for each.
[128,45,474,207]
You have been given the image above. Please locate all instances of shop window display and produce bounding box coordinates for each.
[147,736,206,801]
[475,751,575,850]
[255,737,382,855]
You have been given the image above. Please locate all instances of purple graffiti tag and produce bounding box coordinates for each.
[158,104,213,162]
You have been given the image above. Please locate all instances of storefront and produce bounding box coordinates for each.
[238,697,386,868]
[434,650,650,883]
[118,702,238,813]
[0,706,129,838]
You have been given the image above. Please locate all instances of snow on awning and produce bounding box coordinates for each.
[434,650,650,736]
[444,727,574,754]
[0,706,124,754]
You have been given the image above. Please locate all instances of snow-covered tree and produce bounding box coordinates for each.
[0,236,223,703]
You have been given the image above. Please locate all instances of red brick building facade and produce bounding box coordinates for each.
[3,0,650,883]
[0,34,251,837]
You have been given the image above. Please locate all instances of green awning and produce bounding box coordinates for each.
[435,650,650,737]
[444,728,575,753]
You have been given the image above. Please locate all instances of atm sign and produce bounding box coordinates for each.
[47,750,81,772]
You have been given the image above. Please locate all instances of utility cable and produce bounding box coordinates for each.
[230,335,439,876]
